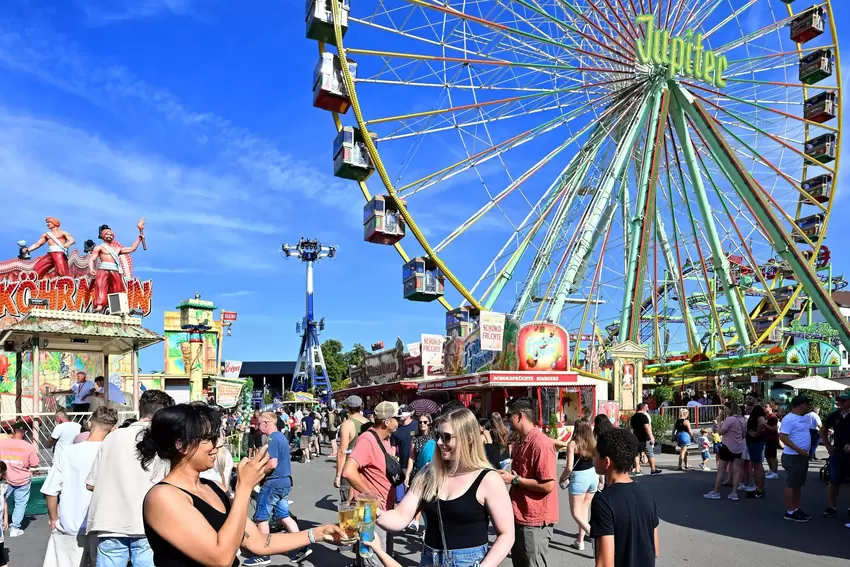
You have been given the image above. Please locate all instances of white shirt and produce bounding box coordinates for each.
[781,412,813,456]
[41,441,103,535]
[51,421,82,463]
[73,381,95,404]
[98,383,126,405]
[807,411,822,430]
[86,421,168,537]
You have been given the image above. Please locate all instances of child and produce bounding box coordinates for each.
[0,461,7,567]
[590,429,660,567]
[697,428,712,471]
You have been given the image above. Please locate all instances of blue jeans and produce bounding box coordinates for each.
[253,482,292,522]
[419,543,487,567]
[6,482,30,530]
[96,537,154,567]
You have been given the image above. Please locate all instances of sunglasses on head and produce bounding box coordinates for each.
[434,431,455,444]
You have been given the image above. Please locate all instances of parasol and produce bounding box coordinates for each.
[409,398,440,415]
[783,376,849,392]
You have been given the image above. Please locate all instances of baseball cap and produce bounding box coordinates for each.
[397,404,413,419]
[374,401,400,420]
[837,392,850,401]
[11,420,27,431]
[345,395,363,409]
[791,394,812,407]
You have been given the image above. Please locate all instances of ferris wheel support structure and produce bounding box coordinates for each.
[672,84,850,350]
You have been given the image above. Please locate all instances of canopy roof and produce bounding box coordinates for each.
[0,309,163,355]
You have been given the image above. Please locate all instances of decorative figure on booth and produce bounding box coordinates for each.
[21,217,75,278]
[87,218,146,313]
[622,363,634,390]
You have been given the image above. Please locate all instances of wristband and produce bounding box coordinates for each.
[307,528,316,544]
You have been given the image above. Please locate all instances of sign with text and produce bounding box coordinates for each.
[222,360,243,379]
[215,379,244,408]
[421,334,443,369]
[407,342,421,358]
[480,311,506,351]
[222,311,238,322]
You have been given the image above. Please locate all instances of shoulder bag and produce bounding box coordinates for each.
[367,429,405,486]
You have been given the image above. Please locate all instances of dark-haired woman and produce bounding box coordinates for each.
[745,405,767,499]
[484,413,510,469]
[139,404,342,567]
[558,419,597,551]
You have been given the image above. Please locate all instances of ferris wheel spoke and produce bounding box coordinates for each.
[713,9,801,54]
[597,0,641,42]
[432,87,644,252]
[676,0,723,37]
[723,78,838,91]
[396,81,637,196]
[686,88,835,175]
[702,0,757,41]
[670,100,751,347]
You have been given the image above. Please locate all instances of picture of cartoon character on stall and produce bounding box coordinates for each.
[517,322,569,371]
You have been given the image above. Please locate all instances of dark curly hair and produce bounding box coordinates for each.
[138,389,175,420]
[596,428,639,473]
[136,403,220,470]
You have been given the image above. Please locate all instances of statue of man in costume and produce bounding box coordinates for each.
[87,218,146,313]
[23,217,75,278]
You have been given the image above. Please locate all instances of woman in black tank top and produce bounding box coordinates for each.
[363,407,514,566]
[138,404,343,567]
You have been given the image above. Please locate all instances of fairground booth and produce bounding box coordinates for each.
[335,339,423,406]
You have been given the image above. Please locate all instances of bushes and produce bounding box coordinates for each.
[720,387,744,404]
[653,386,673,405]
[800,390,833,415]
[651,413,676,443]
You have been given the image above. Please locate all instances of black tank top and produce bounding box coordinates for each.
[573,455,594,472]
[675,418,689,434]
[144,479,239,567]
[422,470,491,550]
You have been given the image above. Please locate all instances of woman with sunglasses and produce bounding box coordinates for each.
[139,404,342,567]
[404,413,435,534]
[377,407,514,567]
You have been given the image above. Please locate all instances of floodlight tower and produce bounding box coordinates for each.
[282,238,337,403]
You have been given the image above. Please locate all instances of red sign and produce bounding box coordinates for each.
[222,311,238,322]
[418,371,579,392]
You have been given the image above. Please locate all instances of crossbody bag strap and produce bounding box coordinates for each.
[436,498,449,567]
[369,429,390,457]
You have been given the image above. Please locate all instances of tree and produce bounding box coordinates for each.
[322,339,348,385]
[345,343,369,368]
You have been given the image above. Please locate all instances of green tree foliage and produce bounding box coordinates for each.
[345,343,369,368]
[548,413,559,439]
[720,387,744,405]
[322,339,348,384]
[653,386,673,405]
[800,389,833,415]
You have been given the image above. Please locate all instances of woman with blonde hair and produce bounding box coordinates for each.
[673,408,693,470]
[558,419,597,550]
[377,406,514,566]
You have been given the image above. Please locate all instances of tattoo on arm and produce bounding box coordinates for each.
[264,534,272,548]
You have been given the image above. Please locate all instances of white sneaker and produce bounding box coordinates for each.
[571,540,585,551]
[728,493,739,501]
[766,472,779,479]
[703,491,721,500]
[8,527,23,537]
[743,484,757,492]
[699,464,709,471]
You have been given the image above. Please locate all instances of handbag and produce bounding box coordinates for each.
[368,429,405,487]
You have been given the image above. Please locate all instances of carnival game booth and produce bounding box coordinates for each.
[417,370,606,441]
[333,380,421,409]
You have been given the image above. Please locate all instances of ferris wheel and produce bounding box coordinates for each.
[306,0,850,364]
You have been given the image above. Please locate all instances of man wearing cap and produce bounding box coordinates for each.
[342,401,401,566]
[820,392,850,520]
[779,395,814,523]
[389,404,416,504]
[335,395,369,502]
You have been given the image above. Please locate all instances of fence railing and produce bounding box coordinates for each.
[660,404,724,427]
[0,411,138,474]
[224,432,244,461]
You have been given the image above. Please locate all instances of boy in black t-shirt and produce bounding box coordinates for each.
[590,428,660,567]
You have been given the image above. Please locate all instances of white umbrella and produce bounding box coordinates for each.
[783,376,848,392]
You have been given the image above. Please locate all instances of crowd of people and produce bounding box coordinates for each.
[0,383,847,567]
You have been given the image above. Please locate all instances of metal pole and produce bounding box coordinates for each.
[104,354,110,405]
[32,338,40,413]
[132,343,140,410]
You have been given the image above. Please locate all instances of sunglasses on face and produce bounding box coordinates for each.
[434,431,456,444]
[419,421,430,425]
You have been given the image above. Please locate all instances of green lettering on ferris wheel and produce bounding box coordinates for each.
[635,15,728,88]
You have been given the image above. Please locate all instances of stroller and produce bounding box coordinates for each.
[290,430,305,463]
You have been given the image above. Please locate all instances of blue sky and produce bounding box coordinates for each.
[1,0,849,370]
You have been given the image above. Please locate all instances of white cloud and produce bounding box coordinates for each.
[77,0,203,25]
[217,290,257,298]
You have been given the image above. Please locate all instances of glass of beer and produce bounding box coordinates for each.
[338,503,359,545]
[356,492,379,525]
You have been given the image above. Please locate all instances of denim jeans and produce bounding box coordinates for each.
[6,482,30,530]
[252,482,292,522]
[96,537,154,567]
[419,543,487,567]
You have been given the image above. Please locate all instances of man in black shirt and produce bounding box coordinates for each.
[629,403,661,475]
[590,428,660,567]
[820,393,850,519]
[390,405,417,502]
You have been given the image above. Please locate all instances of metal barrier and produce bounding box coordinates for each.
[0,411,138,474]
[660,405,724,427]
[224,432,244,460]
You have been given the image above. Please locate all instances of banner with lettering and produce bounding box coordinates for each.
[480,311,506,352]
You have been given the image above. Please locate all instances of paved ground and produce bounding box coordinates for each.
[10,448,850,566]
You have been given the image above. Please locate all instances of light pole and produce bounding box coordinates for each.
[282,238,337,404]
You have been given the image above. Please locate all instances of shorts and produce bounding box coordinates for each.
[675,432,691,448]
[248,432,263,449]
[300,434,313,449]
[701,450,711,461]
[637,440,654,459]
[253,482,292,522]
[713,443,722,454]
[746,440,765,465]
[781,453,810,488]
[420,543,487,567]
[828,452,850,485]
[717,444,742,463]
[765,439,779,460]
[569,468,599,496]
